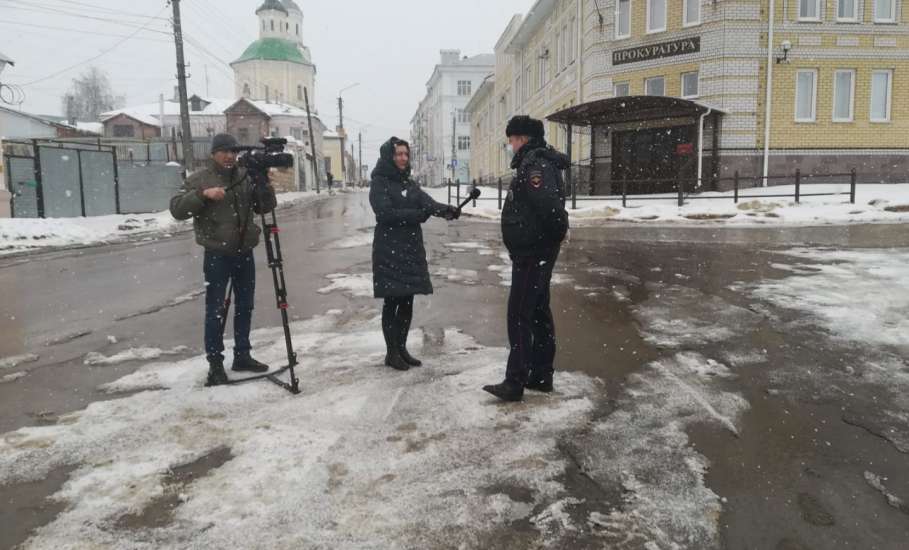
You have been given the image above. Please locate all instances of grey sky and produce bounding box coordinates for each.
[0,0,532,165]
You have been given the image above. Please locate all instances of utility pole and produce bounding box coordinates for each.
[204,65,210,97]
[337,95,346,184]
[358,132,363,186]
[303,87,320,194]
[169,0,194,171]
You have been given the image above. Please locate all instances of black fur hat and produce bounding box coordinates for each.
[506,115,545,139]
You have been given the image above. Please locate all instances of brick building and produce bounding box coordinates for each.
[468,0,909,190]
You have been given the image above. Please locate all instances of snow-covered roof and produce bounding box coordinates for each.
[451,53,496,67]
[323,129,340,139]
[233,98,315,118]
[100,96,232,122]
[74,122,103,134]
[101,111,162,128]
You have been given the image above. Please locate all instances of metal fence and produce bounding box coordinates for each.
[4,140,120,218]
[4,139,187,218]
[446,167,862,210]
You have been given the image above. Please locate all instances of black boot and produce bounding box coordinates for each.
[385,349,411,371]
[205,356,230,387]
[525,372,554,393]
[232,353,269,373]
[483,380,524,402]
[397,299,421,367]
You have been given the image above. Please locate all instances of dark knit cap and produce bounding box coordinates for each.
[210,133,239,154]
[506,115,545,139]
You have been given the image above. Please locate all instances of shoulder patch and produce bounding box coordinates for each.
[529,171,543,188]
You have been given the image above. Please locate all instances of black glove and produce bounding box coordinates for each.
[442,205,460,221]
[419,208,432,223]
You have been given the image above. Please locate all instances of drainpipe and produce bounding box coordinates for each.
[575,0,583,104]
[697,107,712,190]
[762,0,776,187]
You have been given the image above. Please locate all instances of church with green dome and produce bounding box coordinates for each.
[230,0,317,111]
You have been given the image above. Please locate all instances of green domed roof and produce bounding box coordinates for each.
[233,38,306,65]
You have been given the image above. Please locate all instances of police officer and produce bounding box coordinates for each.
[484,116,569,402]
[170,134,277,387]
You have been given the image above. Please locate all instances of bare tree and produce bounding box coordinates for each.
[61,67,125,122]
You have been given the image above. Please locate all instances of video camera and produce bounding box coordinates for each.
[236,138,295,183]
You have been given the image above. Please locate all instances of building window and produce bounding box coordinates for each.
[645,76,665,96]
[291,127,304,140]
[568,17,577,62]
[458,136,470,151]
[262,20,266,31]
[556,30,563,71]
[874,0,897,22]
[243,83,251,97]
[870,70,893,122]
[265,85,270,102]
[681,71,700,98]
[296,23,300,35]
[614,82,630,97]
[832,69,855,122]
[647,0,667,33]
[457,109,469,123]
[113,124,135,138]
[457,80,472,96]
[271,20,275,31]
[538,44,550,89]
[684,0,701,26]
[297,85,303,101]
[799,0,822,20]
[837,0,859,21]
[616,0,631,39]
[795,69,817,122]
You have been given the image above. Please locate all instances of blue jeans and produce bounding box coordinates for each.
[204,250,255,359]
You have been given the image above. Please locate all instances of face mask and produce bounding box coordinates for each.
[506,143,515,155]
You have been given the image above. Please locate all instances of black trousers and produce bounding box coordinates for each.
[382,295,414,352]
[505,253,558,385]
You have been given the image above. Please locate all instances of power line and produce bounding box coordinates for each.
[0,1,171,32]
[16,4,170,87]
[0,20,171,42]
[0,0,170,21]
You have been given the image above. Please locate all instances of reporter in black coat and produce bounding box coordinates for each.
[369,137,458,371]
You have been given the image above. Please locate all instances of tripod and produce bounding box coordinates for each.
[218,171,300,395]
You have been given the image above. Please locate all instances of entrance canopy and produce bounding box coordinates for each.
[548,96,722,126]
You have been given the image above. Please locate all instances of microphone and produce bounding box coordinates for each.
[457,188,481,211]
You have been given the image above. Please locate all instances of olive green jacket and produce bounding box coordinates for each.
[169,161,277,255]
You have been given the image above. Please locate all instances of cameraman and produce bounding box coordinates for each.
[170,134,277,387]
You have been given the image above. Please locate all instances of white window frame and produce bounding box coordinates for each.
[681,71,700,98]
[874,0,898,22]
[647,0,668,33]
[832,69,856,122]
[794,69,818,122]
[798,0,823,21]
[870,69,893,123]
[836,0,860,21]
[645,76,666,96]
[683,0,702,27]
[457,80,472,96]
[614,82,630,97]
[615,0,631,39]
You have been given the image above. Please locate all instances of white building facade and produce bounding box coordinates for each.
[231,0,318,111]
[410,50,495,185]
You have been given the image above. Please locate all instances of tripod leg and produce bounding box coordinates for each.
[219,280,234,339]
[261,209,300,394]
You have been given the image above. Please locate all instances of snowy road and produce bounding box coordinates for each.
[2,192,909,549]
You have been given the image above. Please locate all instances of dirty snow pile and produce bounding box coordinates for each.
[0,307,743,549]
[427,184,909,226]
[0,192,323,256]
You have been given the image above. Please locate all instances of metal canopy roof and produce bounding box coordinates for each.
[547,96,723,126]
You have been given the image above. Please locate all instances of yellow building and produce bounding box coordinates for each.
[323,129,356,185]
[470,0,908,190]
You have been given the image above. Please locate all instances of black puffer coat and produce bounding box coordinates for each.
[369,138,449,298]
